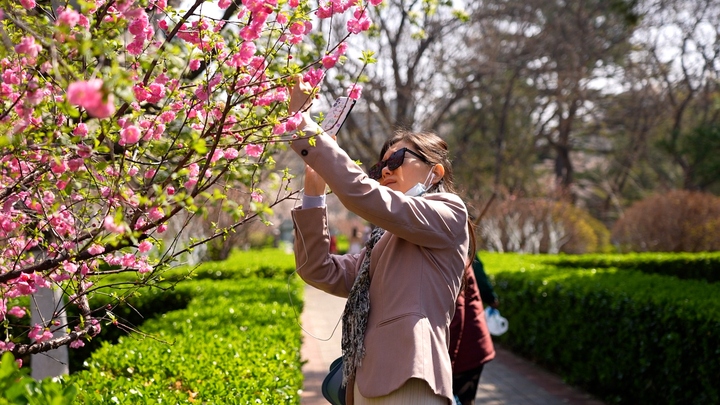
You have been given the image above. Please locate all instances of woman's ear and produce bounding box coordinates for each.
[432,164,445,184]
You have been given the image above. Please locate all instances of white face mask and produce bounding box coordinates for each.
[404,168,436,197]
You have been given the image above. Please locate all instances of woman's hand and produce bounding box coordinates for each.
[289,74,315,120]
[304,164,327,196]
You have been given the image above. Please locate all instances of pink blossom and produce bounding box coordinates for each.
[70,339,85,349]
[289,22,305,36]
[148,207,164,222]
[322,53,339,69]
[251,191,263,203]
[336,42,349,56]
[272,122,287,135]
[316,5,332,19]
[78,15,90,29]
[286,112,303,131]
[160,111,176,123]
[29,324,53,343]
[303,67,325,88]
[20,0,35,9]
[158,223,168,233]
[289,0,299,6]
[133,84,150,102]
[14,36,42,57]
[121,253,136,267]
[138,240,152,253]
[158,20,168,30]
[223,148,239,160]
[277,13,288,24]
[184,179,197,190]
[188,163,200,178]
[57,9,80,28]
[239,41,256,62]
[195,85,209,101]
[135,216,147,230]
[8,306,25,318]
[66,79,115,118]
[63,262,78,273]
[347,83,363,100]
[245,143,264,157]
[50,159,67,174]
[147,83,166,103]
[73,123,88,136]
[88,244,105,255]
[137,260,153,273]
[218,0,232,8]
[103,216,125,234]
[67,158,84,171]
[119,125,141,145]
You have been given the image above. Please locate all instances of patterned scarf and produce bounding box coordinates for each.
[340,226,386,387]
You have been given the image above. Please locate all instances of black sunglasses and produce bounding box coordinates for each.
[368,147,429,180]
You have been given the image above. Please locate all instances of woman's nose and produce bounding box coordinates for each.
[381,165,392,178]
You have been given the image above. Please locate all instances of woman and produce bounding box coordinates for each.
[288,76,473,405]
[449,256,496,405]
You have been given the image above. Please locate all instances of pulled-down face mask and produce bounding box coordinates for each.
[404,168,436,197]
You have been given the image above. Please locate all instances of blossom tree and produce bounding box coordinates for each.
[0,0,379,359]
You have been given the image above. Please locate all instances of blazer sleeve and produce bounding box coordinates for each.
[292,205,361,298]
[291,132,467,249]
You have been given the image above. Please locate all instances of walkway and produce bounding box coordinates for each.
[300,285,605,405]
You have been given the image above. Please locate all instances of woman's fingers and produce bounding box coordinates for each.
[289,74,315,114]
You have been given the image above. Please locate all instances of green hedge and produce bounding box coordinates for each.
[482,253,720,405]
[5,248,298,372]
[543,252,720,283]
[67,248,305,404]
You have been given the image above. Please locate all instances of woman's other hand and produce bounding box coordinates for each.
[304,164,327,196]
[289,74,315,116]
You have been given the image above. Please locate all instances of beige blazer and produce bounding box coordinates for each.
[291,133,469,404]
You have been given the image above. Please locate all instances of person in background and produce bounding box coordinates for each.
[449,255,497,405]
[473,257,499,309]
[348,227,363,255]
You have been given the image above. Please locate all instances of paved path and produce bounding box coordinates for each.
[300,285,605,405]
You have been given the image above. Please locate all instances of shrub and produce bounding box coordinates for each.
[479,198,611,254]
[612,190,720,252]
[545,252,720,283]
[4,249,297,373]
[0,352,78,404]
[68,277,304,404]
[482,253,720,405]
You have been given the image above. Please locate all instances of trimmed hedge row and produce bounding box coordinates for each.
[66,248,305,404]
[482,253,720,405]
[542,252,720,283]
[68,278,304,404]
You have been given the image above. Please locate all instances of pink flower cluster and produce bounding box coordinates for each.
[322,43,349,69]
[14,36,42,58]
[347,7,373,34]
[66,79,115,118]
[29,324,53,343]
[303,67,325,88]
[127,9,155,55]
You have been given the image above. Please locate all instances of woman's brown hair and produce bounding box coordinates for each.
[379,130,477,262]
